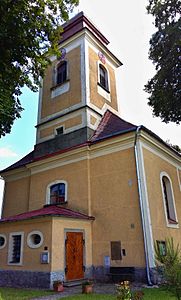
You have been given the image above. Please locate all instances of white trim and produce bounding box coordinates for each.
[87,110,101,131]
[97,85,111,101]
[160,172,179,229]
[140,135,181,167]
[37,102,83,125]
[177,167,181,191]
[8,232,24,266]
[46,180,68,205]
[27,231,44,249]
[29,138,134,175]
[84,38,90,106]
[84,29,121,68]
[0,234,7,249]
[54,125,65,136]
[136,139,155,268]
[51,81,70,99]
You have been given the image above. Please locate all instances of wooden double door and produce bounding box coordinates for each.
[65,231,84,281]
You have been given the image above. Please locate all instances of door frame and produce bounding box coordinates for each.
[64,229,85,281]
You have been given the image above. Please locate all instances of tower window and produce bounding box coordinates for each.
[56,127,64,135]
[161,174,178,225]
[56,61,67,85]
[99,64,109,91]
[50,182,67,204]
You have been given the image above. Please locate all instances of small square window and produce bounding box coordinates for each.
[56,127,64,135]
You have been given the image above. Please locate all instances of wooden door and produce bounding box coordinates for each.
[65,232,84,281]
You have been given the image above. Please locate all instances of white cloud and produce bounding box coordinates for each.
[0,147,18,158]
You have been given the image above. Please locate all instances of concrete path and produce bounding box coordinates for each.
[31,283,117,299]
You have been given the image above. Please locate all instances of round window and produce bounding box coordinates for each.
[0,235,6,249]
[27,231,43,249]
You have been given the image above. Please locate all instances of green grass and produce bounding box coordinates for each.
[0,287,177,300]
[59,288,177,300]
[142,287,176,299]
[0,287,55,300]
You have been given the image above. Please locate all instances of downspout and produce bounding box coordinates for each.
[134,126,152,285]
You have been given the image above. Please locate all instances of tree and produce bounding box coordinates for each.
[155,238,181,300]
[0,0,78,137]
[145,0,181,124]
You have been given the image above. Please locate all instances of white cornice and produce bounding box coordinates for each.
[139,130,181,168]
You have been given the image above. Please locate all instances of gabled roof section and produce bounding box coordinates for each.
[90,110,137,143]
[0,205,95,223]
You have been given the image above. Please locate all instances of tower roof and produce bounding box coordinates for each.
[60,11,109,45]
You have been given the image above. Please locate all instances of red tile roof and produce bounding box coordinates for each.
[1,110,180,175]
[0,205,95,223]
[90,110,137,142]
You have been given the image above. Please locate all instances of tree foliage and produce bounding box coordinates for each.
[155,238,181,300]
[145,0,181,124]
[0,0,78,137]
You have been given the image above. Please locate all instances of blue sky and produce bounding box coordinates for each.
[0,0,180,214]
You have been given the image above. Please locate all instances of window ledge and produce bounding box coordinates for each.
[97,82,110,94]
[51,80,70,99]
[44,202,67,208]
[167,222,179,229]
[51,79,70,91]
[97,83,111,102]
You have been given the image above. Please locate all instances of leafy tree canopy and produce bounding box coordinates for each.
[0,0,78,137]
[145,0,181,124]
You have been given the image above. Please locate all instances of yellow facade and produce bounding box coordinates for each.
[142,147,181,244]
[3,176,30,217]
[89,47,118,111]
[0,218,52,272]
[39,114,82,139]
[90,148,145,267]
[41,46,81,120]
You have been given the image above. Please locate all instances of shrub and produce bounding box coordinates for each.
[155,237,181,300]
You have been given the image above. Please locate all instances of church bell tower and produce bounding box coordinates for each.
[34,12,122,158]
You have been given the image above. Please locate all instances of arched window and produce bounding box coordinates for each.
[56,61,67,85]
[99,64,109,91]
[161,174,177,225]
[47,181,67,205]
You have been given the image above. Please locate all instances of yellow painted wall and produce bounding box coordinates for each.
[2,177,30,218]
[39,115,82,139]
[89,47,118,111]
[143,147,181,244]
[51,218,92,273]
[0,218,52,271]
[28,159,89,213]
[41,46,81,119]
[90,147,145,268]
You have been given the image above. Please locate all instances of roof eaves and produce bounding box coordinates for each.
[140,126,181,158]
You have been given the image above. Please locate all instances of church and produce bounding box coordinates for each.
[0,12,181,289]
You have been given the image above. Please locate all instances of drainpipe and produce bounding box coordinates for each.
[134,126,152,285]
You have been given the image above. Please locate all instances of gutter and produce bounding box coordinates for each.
[134,126,153,285]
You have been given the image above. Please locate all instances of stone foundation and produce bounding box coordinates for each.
[0,267,147,289]
[0,270,64,289]
[92,266,147,283]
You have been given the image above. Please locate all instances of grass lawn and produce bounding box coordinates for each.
[0,287,177,300]
[59,288,177,300]
[0,287,55,300]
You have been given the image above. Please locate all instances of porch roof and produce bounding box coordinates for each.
[0,205,95,223]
